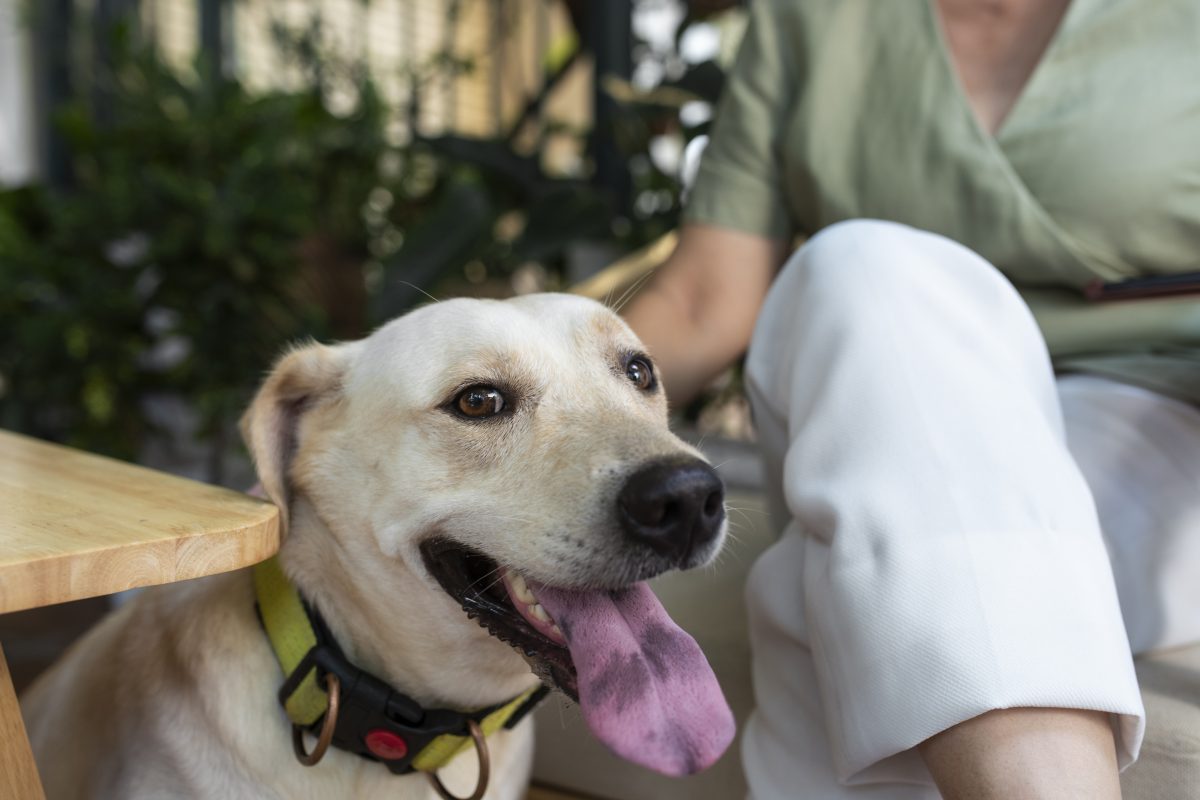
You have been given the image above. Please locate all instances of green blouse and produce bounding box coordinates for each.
[686,0,1200,401]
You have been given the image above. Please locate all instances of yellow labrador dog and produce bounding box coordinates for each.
[21,294,734,799]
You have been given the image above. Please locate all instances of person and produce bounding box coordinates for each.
[622,0,1200,797]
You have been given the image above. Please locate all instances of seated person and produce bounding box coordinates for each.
[623,0,1200,797]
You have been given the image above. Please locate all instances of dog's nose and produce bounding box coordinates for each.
[618,456,725,561]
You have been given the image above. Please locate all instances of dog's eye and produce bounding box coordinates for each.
[455,386,506,419]
[625,357,656,392]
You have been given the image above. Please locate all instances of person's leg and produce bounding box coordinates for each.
[916,707,1119,799]
[741,220,1143,798]
[1057,374,1200,655]
[1056,375,1200,800]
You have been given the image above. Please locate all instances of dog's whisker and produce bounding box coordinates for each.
[612,278,652,315]
[725,504,770,516]
[726,508,761,526]
[607,280,634,313]
[464,565,504,595]
[471,572,509,600]
[611,268,659,314]
[398,280,442,304]
[718,546,746,567]
[725,508,771,529]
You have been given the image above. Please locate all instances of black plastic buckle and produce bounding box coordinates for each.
[282,644,540,775]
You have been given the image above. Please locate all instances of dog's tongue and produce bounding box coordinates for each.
[528,580,734,776]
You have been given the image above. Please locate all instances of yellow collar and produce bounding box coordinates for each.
[253,555,545,774]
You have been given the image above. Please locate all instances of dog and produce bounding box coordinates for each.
[21,293,734,799]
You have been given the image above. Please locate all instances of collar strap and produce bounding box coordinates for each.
[253,556,547,774]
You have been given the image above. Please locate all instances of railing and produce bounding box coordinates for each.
[26,0,634,206]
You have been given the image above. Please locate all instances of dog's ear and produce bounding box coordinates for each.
[240,341,349,536]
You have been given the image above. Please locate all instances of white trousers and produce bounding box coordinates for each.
[742,221,1200,798]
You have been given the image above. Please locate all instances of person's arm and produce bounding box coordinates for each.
[918,707,1122,800]
[622,222,788,405]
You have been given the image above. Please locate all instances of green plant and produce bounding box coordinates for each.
[0,26,402,464]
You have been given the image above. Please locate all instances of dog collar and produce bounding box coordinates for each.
[253,555,547,778]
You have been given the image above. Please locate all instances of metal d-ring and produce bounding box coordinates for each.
[426,719,491,800]
[291,672,341,767]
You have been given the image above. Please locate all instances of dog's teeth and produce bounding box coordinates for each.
[529,603,551,623]
[510,573,537,604]
[550,624,564,638]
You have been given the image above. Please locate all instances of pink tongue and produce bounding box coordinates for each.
[528,580,735,776]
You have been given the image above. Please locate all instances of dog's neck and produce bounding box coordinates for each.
[273,497,539,711]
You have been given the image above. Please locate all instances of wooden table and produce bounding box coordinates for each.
[0,430,279,799]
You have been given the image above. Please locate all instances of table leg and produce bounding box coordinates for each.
[0,642,45,799]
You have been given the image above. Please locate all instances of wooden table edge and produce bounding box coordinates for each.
[0,509,280,615]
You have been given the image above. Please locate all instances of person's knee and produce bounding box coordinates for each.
[766,218,1030,331]
[748,219,1041,395]
[801,218,923,274]
[784,219,1000,299]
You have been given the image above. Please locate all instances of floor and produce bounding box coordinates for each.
[527,786,597,800]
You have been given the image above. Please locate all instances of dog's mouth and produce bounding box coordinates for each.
[420,539,577,700]
[419,536,736,777]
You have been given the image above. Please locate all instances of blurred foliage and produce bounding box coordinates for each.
[0,6,723,465]
[0,22,401,460]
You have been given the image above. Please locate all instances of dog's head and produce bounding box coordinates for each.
[241,293,732,774]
